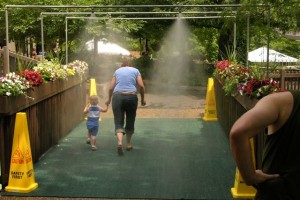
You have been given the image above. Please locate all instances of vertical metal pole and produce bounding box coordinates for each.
[41,14,44,62]
[65,17,68,64]
[266,5,270,78]
[234,20,236,54]
[4,7,9,73]
[246,13,250,67]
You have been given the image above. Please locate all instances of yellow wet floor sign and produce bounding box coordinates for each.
[231,169,256,199]
[90,78,97,96]
[5,112,38,193]
[231,138,256,199]
[203,78,218,121]
[85,78,101,121]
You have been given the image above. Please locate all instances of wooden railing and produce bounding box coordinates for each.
[0,46,38,75]
[0,75,88,187]
[270,69,300,91]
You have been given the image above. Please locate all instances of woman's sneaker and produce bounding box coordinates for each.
[91,145,97,151]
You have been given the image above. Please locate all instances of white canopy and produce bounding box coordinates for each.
[85,39,130,56]
[248,47,298,63]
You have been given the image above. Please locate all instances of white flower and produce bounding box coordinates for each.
[0,72,30,96]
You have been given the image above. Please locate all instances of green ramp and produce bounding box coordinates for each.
[3,118,235,200]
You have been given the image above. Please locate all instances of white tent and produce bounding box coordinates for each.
[248,47,298,63]
[85,39,130,56]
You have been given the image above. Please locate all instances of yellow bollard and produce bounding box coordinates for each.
[5,113,38,193]
[203,78,218,121]
[89,78,97,96]
[231,138,256,199]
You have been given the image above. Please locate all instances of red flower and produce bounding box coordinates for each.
[22,69,43,86]
[215,60,230,71]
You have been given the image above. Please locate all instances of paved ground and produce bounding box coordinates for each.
[98,81,207,119]
[0,84,208,200]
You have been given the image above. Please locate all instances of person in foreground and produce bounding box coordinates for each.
[230,90,300,199]
[84,95,108,151]
[105,57,146,156]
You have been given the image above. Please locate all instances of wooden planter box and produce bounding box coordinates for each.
[214,76,265,168]
[234,94,258,110]
[0,72,88,187]
[0,74,87,115]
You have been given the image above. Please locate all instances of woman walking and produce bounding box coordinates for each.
[106,57,146,156]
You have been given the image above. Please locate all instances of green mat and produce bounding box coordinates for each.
[3,118,235,199]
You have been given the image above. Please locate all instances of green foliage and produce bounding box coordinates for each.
[1,0,299,67]
[223,76,240,96]
[249,65,265,80]
[132,55,153,79]
[192,27,219,62]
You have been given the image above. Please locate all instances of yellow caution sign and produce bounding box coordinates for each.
[5,112,38,193]
[85,78,101,121]
[231,138,256,199]
[203,78,218,121]
[89,78,97,96]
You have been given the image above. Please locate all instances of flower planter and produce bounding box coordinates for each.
[0,74,87,115]
[214,76,258,110]
[0,95,31,115]
[234,94,258,110]
[214,75,265,168]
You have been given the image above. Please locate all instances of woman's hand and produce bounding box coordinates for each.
[105,100,111,106]
[141,99,146,106]
[252,169,280,185]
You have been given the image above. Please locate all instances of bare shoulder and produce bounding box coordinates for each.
[254,91,293,121]
[258,91,293,106]
[260,91,294,133]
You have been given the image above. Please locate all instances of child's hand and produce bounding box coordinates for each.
[83,104,90,113]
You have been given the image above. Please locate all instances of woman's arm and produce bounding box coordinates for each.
[105,77,116,106]
[136,75,146,106]
[229,92,293,185]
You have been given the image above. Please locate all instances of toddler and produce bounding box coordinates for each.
[83,95,108,151]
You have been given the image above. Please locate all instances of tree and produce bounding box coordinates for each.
[1,0,299,64]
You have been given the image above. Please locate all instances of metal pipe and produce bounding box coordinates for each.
[89,4,244,8]
[110,16,236,19]
[66,16,236,20]
[234,21,236,53]
[65,18,68,64]
[40,14,44,62]
[6,4,267,10]
[246,13,250,67]
[41,11,234,15]
[6,5,90,9]
[266,5,270,78]
[4,7,9,73]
